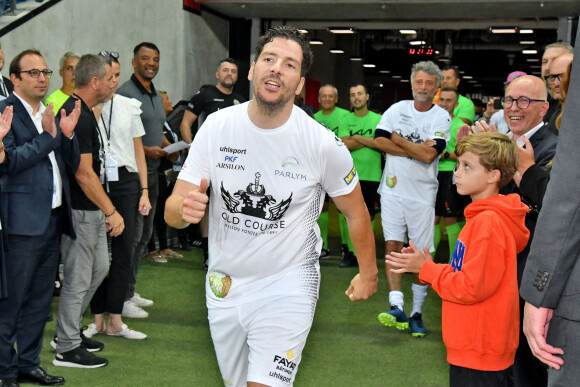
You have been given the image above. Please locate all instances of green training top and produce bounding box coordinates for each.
[454,94,475,124]
[314,106,350,135]
[438,115,464,172]
[337,111,382,182]
[45,89,70,116]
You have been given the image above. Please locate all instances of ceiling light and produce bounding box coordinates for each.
[490,27,517,34]
[409,41,426,46]
[529,65,541,68]
[399,29,416,35]
[520,29,534,34]
[468,80,477,83]
[439,58,451,62]
[329,48,344,54]
[363,64,376,68]
[401,79,409,83]
[463,76,473,79]
[379,70,390,74]
[520,41,536,45]
[328,27,354,34]
[379,83,383,87]
[350,56,363,61]
[298,29,308,34]
[526,58,540,62]
[523,49,538,54]
[309,39,323,45]
[392,75,402,79]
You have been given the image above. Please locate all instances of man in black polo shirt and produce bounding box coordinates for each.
[116,42,169,316]
[179,58,245,267]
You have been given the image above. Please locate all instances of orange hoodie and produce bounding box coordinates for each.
[420,194,529,371]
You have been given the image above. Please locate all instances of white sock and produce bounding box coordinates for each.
[411,283,428,317]
[388,291,404,311]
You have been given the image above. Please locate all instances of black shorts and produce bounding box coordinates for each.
[435,171,470,217]
[360,180,380,216]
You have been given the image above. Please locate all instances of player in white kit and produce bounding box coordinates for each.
[165,26,378,387]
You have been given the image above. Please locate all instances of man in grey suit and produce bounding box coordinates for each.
[521,30,580,387]
[0,49,80,387]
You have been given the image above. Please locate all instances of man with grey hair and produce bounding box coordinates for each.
[45,52,81,114]
[52,54,118,369]
[541,42,574,124]
[369,60,450,337]
[0,41,13,100]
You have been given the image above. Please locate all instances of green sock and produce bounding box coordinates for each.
[317,212,329,249]
[446,222,463,262]
[434,225,441,252]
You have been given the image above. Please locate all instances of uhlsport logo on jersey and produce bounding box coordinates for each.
[221,172,292,236]
[450,240,466,272]
[343,165,357,185]
[269,353,297,383]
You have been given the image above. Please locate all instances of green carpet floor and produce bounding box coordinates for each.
[40,207,450,386]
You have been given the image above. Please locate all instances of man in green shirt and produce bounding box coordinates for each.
[338,83,382,267]
[434,88,469,261]
[313,84,350,258]
[45,52,81,115]
[433,65,475,125]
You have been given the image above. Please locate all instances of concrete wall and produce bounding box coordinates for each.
[0,0,230,102]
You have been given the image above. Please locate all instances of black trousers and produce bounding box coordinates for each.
[450,364,514,387]
[90,169,141,315]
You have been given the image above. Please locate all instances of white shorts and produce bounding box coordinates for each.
[208,294,316,387]
[380,194,435,252]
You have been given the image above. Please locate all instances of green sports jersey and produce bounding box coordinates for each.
[45,89,70,116]
[314,106,350,135]
[454,94,475,124]
[439,116,463,171]
[337,111,382,182]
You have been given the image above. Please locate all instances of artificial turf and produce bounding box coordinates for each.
[40,207,450,386]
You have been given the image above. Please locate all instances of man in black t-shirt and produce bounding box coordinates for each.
[179,59,245,267]
[179,58,245,143]
[53,54,118,369]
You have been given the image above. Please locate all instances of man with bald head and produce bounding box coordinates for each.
[313,85,350,258]
[545,53,573,134]
[501,74,558,387]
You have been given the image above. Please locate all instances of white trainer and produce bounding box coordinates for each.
[107,324,147,340]
[122,300,149,318]
[82,323,103,338]
[131,292,153,307]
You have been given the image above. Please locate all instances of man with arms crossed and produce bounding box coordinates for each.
[166,26,377,386]
[370,61,450,337]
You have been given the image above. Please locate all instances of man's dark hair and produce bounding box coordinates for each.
[472,98,485,108]
[133,42,160,58]
[9,49,43,80]
[440,87,459,97]
[75,54,109,88]
[255,26,313,76]
[217,58,238,72]
[350,83,368,94]
[443,65,460,79]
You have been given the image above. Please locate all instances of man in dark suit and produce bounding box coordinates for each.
[521,30,580,387]
[500,75,557,387]
[0,41,14,99]
[0,49,80,387]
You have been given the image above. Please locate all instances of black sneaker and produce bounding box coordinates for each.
[52,346,108,368]
[80,331,105,352]
[339,251,358,268]
[51,333,104,353]
[320,248,330,259]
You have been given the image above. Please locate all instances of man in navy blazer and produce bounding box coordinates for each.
[0,49,80,387]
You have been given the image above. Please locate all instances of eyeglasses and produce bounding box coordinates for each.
[501,96,545,109]
[545,73,564,84]
[18,69,53,78]
[99,51,119,59]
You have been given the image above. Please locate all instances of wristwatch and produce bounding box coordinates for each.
[443,151,450,159]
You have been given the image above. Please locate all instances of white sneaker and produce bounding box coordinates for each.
[131,292,154,307]
[107,324,147,340]
[82,323,103,338]
[122,301,149,318]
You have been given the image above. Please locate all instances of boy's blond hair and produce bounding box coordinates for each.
[455,132,518,188]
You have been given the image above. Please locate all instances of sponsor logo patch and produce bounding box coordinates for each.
[343,165,357,185]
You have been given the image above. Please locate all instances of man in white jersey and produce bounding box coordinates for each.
[371,61,450,337]
[165,26,378,387]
